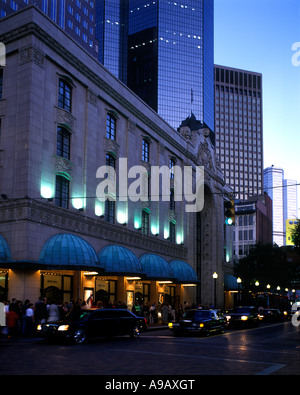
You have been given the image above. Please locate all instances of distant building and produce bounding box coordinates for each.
[214,65,263,201]
[264,166,298,246]
[233,193,272,259]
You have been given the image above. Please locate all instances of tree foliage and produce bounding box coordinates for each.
[291,219,300,247]
[234,243,298,290]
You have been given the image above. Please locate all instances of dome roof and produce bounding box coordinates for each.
[39,233,101,269]
[139,253,174,280]
[0,234,12,262]
[169,260,198,283]
[99,245,143,276]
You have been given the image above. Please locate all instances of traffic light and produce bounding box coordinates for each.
[224,199,235,225]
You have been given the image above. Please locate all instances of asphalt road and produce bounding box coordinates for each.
[1,321,299,377]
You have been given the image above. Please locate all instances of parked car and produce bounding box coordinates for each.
[225,306,259,328]
[258,308,284,322]
[168,309,227,337]
[37,308,147,344]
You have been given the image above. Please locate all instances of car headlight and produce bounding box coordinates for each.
[199,323,204,328]
[58,325,69,331]
[241,316,248,321]
[37,324,42,331]
[226,315,231,320]
[168,322,173,328]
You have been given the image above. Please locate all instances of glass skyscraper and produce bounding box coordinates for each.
[127,0,214,133]
[95,0,129,83]
[95,1,214,134]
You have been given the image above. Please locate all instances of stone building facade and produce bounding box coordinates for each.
[0,6,230,311]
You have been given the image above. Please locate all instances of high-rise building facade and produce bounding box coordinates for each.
[264,167,298,246]
[127,0,215,134]
[214,65,263,201]
[0,0,99,57]
[95,0,129,83]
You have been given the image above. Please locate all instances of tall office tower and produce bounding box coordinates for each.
[283,179,298,221]
[95,0,129,83]
[127,0,215,136]
[214,65,263,201]
[264,166,284,246]
[0,0,98,57]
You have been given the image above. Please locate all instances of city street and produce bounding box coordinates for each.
[1,321,299,377]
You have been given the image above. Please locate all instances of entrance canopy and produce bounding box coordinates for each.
[98,245,143,276]
[169,260,199,284]
[139,253,174,281]
[0,234,12,263]
[39,233,103,271]
[224,274,239,291]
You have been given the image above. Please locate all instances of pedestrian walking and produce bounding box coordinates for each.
[47,299,60,322]
[34,297,48,325]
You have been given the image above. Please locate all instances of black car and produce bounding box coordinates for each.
[37,308,147,344]
[225,306,259,328]
[168,309,227,337]
[258,308,284,322]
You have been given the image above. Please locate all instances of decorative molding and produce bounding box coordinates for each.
[55,107,76,131]
[18,45,46,69]
[0,199,187,260]
[87,89,97,107]
[53,155,74,180]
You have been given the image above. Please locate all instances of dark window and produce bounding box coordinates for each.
[0,68,3,99]
[106,114,116,140]
[106,153,116,168]
[55,175,69,208]
[169,158,175,179]
[141,209,149,235]
[105,200,115,224]
[169,222,176,244]
[142,138,150,162]
[57,127,71,159]
[58,79,72,112]
[170,189,175,211]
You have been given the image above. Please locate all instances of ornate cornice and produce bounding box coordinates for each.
[0,199,187,260]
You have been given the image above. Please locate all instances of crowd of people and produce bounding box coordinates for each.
[1,296,204,341]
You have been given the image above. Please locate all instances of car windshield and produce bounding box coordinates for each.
[234,307,252,313]
[65,310,92,321]
[183,310,211,320]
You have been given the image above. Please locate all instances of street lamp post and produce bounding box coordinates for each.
[237,277,242,303]
[213,272,218,308]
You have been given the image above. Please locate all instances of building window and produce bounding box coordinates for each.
[142,138,150,162]
[169,222,176,244]
[141,209,149,235]
[105,200,115,224]
[58,79,72,112]
[106,114,116,140]
[169,158,175,179]
[0,68,3,99]
[57,127,71,160]
[170,189,175,211]
[105,153,116,223]
[55,175,69,209]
